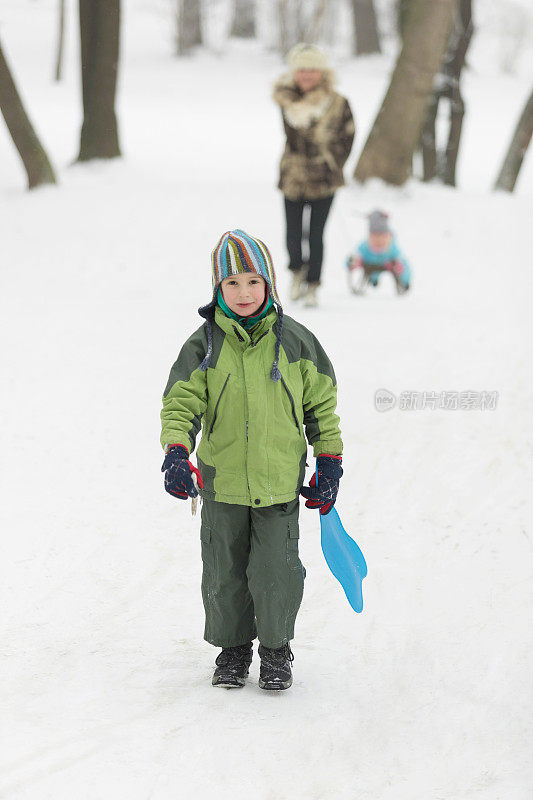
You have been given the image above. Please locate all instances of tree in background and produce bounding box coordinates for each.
[177,0,202,55]
[396,0,409,38]
[494,87,533,192]
[322,0,339,47]
[55,0,66,82]
[77,0,121,161]
[277,0,295,54]
[0,37,57,189]
[354,0,459,186]
[419,0,473,186]
[230,0,256,38]
[351,0,381,55]
[278,0,330,54]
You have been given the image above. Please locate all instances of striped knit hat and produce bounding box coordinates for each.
[211,229,281,303]
[198,230,284,381]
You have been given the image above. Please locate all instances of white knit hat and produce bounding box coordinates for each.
[287,43,329,72]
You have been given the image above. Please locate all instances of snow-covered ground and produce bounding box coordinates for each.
[1,2,532,799]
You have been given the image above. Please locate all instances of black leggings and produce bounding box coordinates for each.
[284,195,334,284]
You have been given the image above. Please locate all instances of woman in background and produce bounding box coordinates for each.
[273,44,355,307]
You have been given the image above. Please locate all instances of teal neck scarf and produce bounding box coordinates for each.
[217,288,274,330]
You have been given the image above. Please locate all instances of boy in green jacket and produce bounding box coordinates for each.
[161,230,343,690]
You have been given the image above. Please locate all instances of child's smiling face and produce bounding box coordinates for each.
[220,274,266,317]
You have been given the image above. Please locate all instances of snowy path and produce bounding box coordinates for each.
[1,4,532,798]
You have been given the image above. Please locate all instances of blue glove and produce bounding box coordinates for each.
[300,455,343,516]
[161,444,203,500]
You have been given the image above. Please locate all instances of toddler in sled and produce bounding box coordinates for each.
[346,210,411,295]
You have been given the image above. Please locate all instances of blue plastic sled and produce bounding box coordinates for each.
[320,507,367,614]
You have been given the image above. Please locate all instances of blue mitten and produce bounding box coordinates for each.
[161,444,203,500]
[300,455,343,516]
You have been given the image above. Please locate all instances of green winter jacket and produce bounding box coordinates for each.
[161,305,342,507]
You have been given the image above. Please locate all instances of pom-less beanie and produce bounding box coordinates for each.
[368,210,390,234]
[198,230,284,381]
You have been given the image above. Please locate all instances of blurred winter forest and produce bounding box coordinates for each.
[1,0,532,192]
[2,6,532,798]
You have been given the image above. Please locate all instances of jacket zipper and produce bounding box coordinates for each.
[280,375,301,435]
[250,331,268,348]
[231,323,269,499]
[207,374,230,440]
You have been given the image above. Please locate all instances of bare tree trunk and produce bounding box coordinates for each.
[494,87,533,192]
[278,0,290,54]
[420,94,438,180]
[441,88,465,185]
[55,0,66,82]
[323,0,338,46]
[420,0,472,186]
[420,77,466,185]
[77,0,121,161]
[177,0,202,55]
[354,0,459,186]
[0,37,57,189]
[295,0,305,42]
[306,0,329,43]
[396,0,410,40]
[230,0,256,38]
[351,0,381,55]
[278,0,329,53]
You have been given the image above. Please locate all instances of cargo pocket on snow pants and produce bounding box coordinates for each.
[200,522,217,640]
[284,519,305,642]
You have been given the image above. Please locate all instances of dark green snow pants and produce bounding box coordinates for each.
[200,497,305,650]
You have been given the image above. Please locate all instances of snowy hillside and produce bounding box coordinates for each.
[1,2,532,799]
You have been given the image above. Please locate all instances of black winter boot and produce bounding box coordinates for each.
[258,643,294,690]
[212,643,253,689]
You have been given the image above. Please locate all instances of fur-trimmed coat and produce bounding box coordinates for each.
[273,72,355,201]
